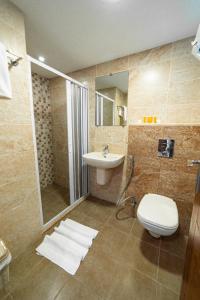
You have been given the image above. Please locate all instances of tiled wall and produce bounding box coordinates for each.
[128,39,200,124]
[127,125,199,234]
[69,36,200,203]
[49,77,69,189]
[0,0,42,258]
[32,73,54,189]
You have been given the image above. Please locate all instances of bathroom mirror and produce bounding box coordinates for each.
[95,71,129,126]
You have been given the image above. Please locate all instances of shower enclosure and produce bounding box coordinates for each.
[29,57,88,226]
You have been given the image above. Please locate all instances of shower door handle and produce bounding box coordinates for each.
[187,160,200,167]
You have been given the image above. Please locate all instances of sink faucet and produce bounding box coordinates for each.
[102,144,109,157]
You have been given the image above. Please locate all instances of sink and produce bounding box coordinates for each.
[83,152,125,185]
[82,152,125,169]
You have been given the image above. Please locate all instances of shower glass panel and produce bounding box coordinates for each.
[30,61,88,224]
[67,81,88,203]
[95,92,114,126]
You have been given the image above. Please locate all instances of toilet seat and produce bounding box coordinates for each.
[137,194,179,237]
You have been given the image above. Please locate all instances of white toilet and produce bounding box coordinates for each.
[137,193,179,238]
[0,240,12,290]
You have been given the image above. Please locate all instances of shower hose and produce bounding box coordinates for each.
[115,155,137,220]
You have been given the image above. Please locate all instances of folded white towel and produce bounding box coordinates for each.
[36,236,80,275]
[49,232,88,260]
[36,219,99,275]
[55,224,92,249]
[62,219,98,239]
[0,42,12,99]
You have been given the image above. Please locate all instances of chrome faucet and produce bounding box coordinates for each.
[102,144,109,157]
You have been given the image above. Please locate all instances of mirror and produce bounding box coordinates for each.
[95,71,129,126]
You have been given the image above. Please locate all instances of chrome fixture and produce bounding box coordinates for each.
[6,50,22,68]
[192,24,200,61]
[187,160,200,167]
[102,144,109,157]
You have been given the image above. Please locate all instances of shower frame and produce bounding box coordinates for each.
[27,55,89,231]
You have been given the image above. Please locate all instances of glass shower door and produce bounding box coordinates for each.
[30,57,89,225]
[66,81,89,204]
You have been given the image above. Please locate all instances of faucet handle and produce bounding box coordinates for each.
[187,159,200,166]
[102,144,109,148]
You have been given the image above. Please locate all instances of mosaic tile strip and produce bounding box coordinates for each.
[32,73,55,188]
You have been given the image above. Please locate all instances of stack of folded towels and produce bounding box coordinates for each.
[36,218,98,275]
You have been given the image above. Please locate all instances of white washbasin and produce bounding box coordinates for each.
[83,152,125,169]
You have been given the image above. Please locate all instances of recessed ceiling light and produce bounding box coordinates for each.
[102,0,120,3]
[38,56,45,62]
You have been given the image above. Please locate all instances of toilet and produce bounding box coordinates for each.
[137,193,179,238]
[0,240,12,290]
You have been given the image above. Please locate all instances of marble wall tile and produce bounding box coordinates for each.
[171,37,194,59]
[164,104,194,124]
[0,150,36,187]
[128,125,199,204]
[170,54,200,83]
[129,44,172,68]
[158,170,196,202]
[168,79,200,105]
[0,189,41,258]
[96,56,129,77]
[0,0,42,258]
[0,124,33,154]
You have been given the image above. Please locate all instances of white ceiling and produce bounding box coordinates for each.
[12,0,200,73]
[96,71,129,93]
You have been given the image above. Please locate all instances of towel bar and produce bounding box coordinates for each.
[6,50,22,68]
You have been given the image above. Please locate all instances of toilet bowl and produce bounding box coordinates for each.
[137,193,179,238]
[0,240,12,290]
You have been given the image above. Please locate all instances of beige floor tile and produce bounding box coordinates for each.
[158,250,184,294]
[108,265,157,300]
[0,287,10,300]
[107,209,136,234]
[2,294,14,300]
[119,236,159,279]
[160,230,188,258]
[80,197,114,223]
[156,284,179,300]
[9,242,44,291]
[41,183,69,223]
[91,224,129,260]
[10,259,70,300]
[68,210,106,231]
[55,277,102,300]
[75,247,119,299]
[131,218,161,248]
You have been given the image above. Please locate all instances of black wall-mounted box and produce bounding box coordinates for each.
[158,139,175,158]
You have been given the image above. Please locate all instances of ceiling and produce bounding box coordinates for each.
[96,71,129,93]
[12,0,200,73]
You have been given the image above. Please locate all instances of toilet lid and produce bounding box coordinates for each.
[137,194,178,229]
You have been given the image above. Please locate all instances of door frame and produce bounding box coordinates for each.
[27,55,88,230]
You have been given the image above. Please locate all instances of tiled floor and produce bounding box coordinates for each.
[1,196,187,300]
[41,183,70,224]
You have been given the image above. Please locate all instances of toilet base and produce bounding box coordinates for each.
[0,253,11,290]
[0,265,9,290]
[148,231,160,238]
